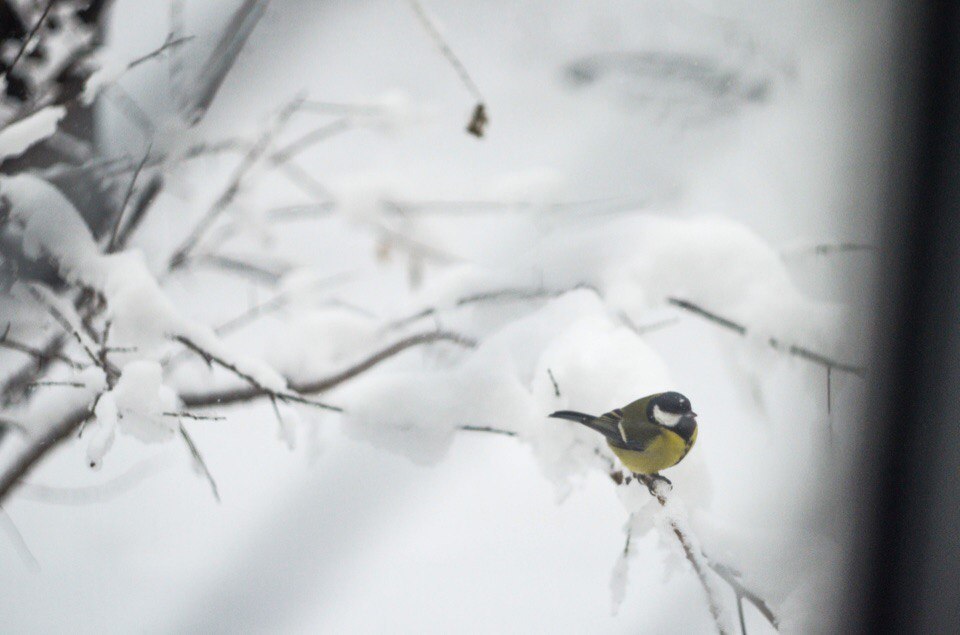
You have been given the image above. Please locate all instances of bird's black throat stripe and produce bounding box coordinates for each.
[673,417,696,442]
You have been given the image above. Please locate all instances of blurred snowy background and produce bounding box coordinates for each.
[0,1,894,633]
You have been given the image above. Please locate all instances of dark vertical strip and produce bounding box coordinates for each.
[849,2,960,633]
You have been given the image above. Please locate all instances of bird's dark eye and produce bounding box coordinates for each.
[657,391,692,414]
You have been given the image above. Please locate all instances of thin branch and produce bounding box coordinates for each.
[0,405,92,502]
[0,326,81,370]
[267,118,352,165]
[107,144,152,252]
[667,297,866,376]
[192,253,286,285]
[783,242,876,258]
[179,330,475,408]
[27,381,86,388]
[388,283,600,330]
[27,286,111,376]
[273,160,335,201]
[707,561,780,630]
[185,0,269,124]
[111,174,163,251]
[162,412,225,421]
[168,97,303,269]
[0,416,28,434]
[458,425,517,437]
[178,424,220,502]
[15,453,174,505]
[127,34,196,69]
[292,331,476,394]
[405,0,484,101]
[0,506,39,570]
[2,0,56,82]
[635,474,729,634]
[618,312,680,337]
[213,271,353,335]
[175,335,341,411]
[547,368,560,397]
[300,101,384,116]
[404,0,487,137]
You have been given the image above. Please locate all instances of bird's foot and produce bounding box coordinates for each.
[651,473,672,487]
[640,473,672,495]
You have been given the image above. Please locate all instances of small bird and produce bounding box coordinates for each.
[549,392,697,479]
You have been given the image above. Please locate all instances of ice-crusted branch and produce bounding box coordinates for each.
[667,297,865,376]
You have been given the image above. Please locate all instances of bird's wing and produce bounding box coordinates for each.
[600,406,662,451]
[597,407,628,442]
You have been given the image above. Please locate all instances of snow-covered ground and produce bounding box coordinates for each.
[0,1,892,632]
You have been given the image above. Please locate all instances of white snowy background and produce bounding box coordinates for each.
[0,1,892,633]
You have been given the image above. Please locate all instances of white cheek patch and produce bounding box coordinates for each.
[653,404,682,428]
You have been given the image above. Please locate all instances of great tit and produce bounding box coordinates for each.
[549,392,697,476]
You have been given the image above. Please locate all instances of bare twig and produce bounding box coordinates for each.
[404,0,487,136]
[213,271,353,335]
[0,416,28,434]
[267,118,352,165]
[618,312,680,336]
[174,335,341,412]
[0,506,39,569]
[2,0,56,82]
[185,0,269,124]
[300,101,384,116]
[27,381,86,389]
[168,97,303,269]
[162,412,225,421]
[108,174,163,251]
[707,560,780,631]
[128,34,196,69]
[667,297,866,376]
[179,330,475,408]
[107,145,152,252]
[15,453,174,505]
[0,326,81,370]
[389,283,600,329]
[178,424,220,502]
[192,253,286,285]
[0,405,92,502]
[27,286,114,378]
[783,242,876,258]
[405,0,483,101]
[458,425,517,437]
[547,368,560,397]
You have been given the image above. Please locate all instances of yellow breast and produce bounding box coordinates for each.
[608,427,697,475]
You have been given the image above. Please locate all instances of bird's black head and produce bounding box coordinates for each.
[647,392,697,440]
[653,391,693,416]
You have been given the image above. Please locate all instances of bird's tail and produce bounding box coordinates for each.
[548,410,596,426]
[549,409,620,441]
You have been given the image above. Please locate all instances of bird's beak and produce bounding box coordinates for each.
[689,412,698,418]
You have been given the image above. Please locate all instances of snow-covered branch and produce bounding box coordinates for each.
[179,330,476,408]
